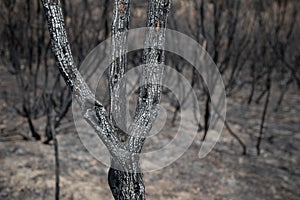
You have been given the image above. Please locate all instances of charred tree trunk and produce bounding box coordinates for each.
[41,0,171,199]
[107,0,171,199]
[108,157,145,200]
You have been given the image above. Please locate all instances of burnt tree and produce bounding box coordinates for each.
[41,0,171,199]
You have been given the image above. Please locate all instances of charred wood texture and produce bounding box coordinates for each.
[41,0,171,199]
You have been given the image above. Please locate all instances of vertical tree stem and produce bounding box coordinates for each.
[50,109,60,200]
[256,71,272,155]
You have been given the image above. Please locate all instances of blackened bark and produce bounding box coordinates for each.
[27,112,41,140]
[108,157,145,200]
[108,1,171,199]
[50,110,60,200]
[224,121,247,155]
[109,0,131,141]
[202,94,210,141]
[41,0,122,159]
[108,1,145,199]
[256,70,272,155]
[126,0,171,153]
[41,0,171,199]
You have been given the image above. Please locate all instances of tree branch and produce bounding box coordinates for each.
[109,0,131,141]
[126,0,171,153]
[41,0,124,158]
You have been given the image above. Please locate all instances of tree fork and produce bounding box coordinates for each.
[41,0,171,199]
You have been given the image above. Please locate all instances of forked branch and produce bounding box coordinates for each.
[41,0,124,159]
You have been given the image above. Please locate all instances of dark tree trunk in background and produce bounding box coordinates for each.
[41,0,171,199]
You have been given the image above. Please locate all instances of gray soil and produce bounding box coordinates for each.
[0,65,299,200]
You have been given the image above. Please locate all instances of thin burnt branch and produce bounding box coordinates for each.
[126,0,171,153]
[41,0,124,158]
[109,0,131,141]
